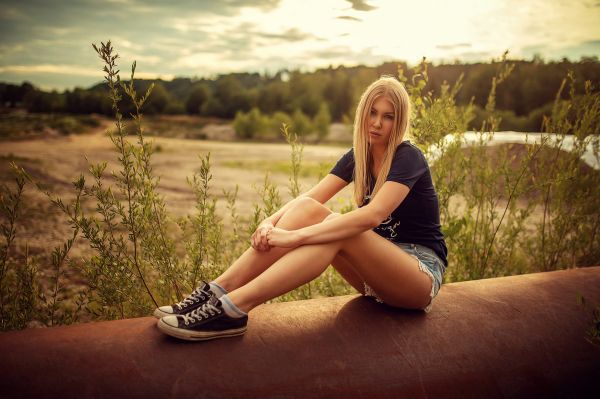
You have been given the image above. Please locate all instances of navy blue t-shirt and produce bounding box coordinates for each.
[329,141,448,266]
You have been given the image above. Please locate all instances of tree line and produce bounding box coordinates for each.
[1,57,599,132]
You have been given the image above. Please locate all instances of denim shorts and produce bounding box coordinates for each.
[363,243,446,313]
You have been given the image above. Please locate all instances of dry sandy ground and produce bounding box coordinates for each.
[0,127,353,262]
[2,123,578,270]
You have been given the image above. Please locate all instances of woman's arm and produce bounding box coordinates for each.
[263,174,348,225]
[253,174,349,250]
[267,181,410,247]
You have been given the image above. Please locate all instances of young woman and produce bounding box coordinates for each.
[155,76,448,341]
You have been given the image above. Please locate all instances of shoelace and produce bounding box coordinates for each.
[174,286,209,310]
[181,301,221,325]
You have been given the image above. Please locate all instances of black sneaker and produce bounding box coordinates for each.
[157,296,248,341]
[153,281,214,319]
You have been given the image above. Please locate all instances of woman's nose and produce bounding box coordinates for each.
[372,116,381,128]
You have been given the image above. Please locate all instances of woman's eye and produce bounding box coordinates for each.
[384,115,394,120]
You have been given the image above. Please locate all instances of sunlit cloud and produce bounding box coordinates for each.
[345,0,377,12]
[336,15,362,22]
[436,43,472,51]
[0,63,174,81]
[0,0,598,90]
[0,64,101,77]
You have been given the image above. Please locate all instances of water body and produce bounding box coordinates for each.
[428,131,599,170]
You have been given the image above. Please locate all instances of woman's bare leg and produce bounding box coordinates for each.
[330,253,367,294]
[323,213,366,294]
[227,228,433,313]
[213,197,331,292]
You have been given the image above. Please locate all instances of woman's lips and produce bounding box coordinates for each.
[369,131,381,136]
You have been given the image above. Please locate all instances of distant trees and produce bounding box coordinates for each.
[0,82,35,107]
[64,88,111,114]
[185,84,209,114]
[257,80,289,114]
[143,83,170,114]
[211,76,252,118]
[1,57,599,133]
[25,90,65,113]
[314,103,331,141]
[323,72,353,121]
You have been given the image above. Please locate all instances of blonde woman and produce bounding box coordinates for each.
[155,76,447,341]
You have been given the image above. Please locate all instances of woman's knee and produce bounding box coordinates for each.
[292,197,331,218]
[276,197,331,228]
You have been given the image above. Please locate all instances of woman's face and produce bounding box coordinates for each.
[367,96,395,146]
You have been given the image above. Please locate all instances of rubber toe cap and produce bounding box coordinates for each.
[159,306,174,314]
[162,315,179,327]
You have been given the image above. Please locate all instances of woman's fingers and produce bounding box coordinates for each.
[251,225,272,252]
[252,230,262,250]
[259,226,271,251]
[259,227,269,248]
[251,231,257,249]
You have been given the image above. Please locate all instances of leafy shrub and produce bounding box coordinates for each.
[269,111,293,139]
[233,107,269,139]
[291,108,312,137]
[405,54,599,281]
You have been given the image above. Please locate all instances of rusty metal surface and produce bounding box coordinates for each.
[1,267,599,399]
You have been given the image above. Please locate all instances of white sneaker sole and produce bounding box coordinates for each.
[157,318,247,341]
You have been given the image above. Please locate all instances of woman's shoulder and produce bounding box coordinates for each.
[396,140,420,152]
[341,147,355,160]
[393,140,425,160]
[332,147,355,168]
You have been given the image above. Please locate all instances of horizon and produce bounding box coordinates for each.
[1,0,599,91]
[6,55,596,93]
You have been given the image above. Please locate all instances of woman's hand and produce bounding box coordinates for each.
[251,220,275,252]
[266,227,303,248]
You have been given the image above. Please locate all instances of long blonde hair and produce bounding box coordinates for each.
[352,76,411,206]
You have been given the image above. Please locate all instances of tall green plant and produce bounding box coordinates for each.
[404,54,552,281]
[21,41,186,318]
[222,185,244,266]
[281,123,303,198]
[0,171,35,330]
[40,175,85,326]
[122,67,183,301]
[452,57,545,280]
[529,72,600,270]
[179,153,225,288]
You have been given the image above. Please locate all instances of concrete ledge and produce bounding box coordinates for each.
[1,267,599,398]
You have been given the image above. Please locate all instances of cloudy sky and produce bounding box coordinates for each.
[1,0,599,91]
